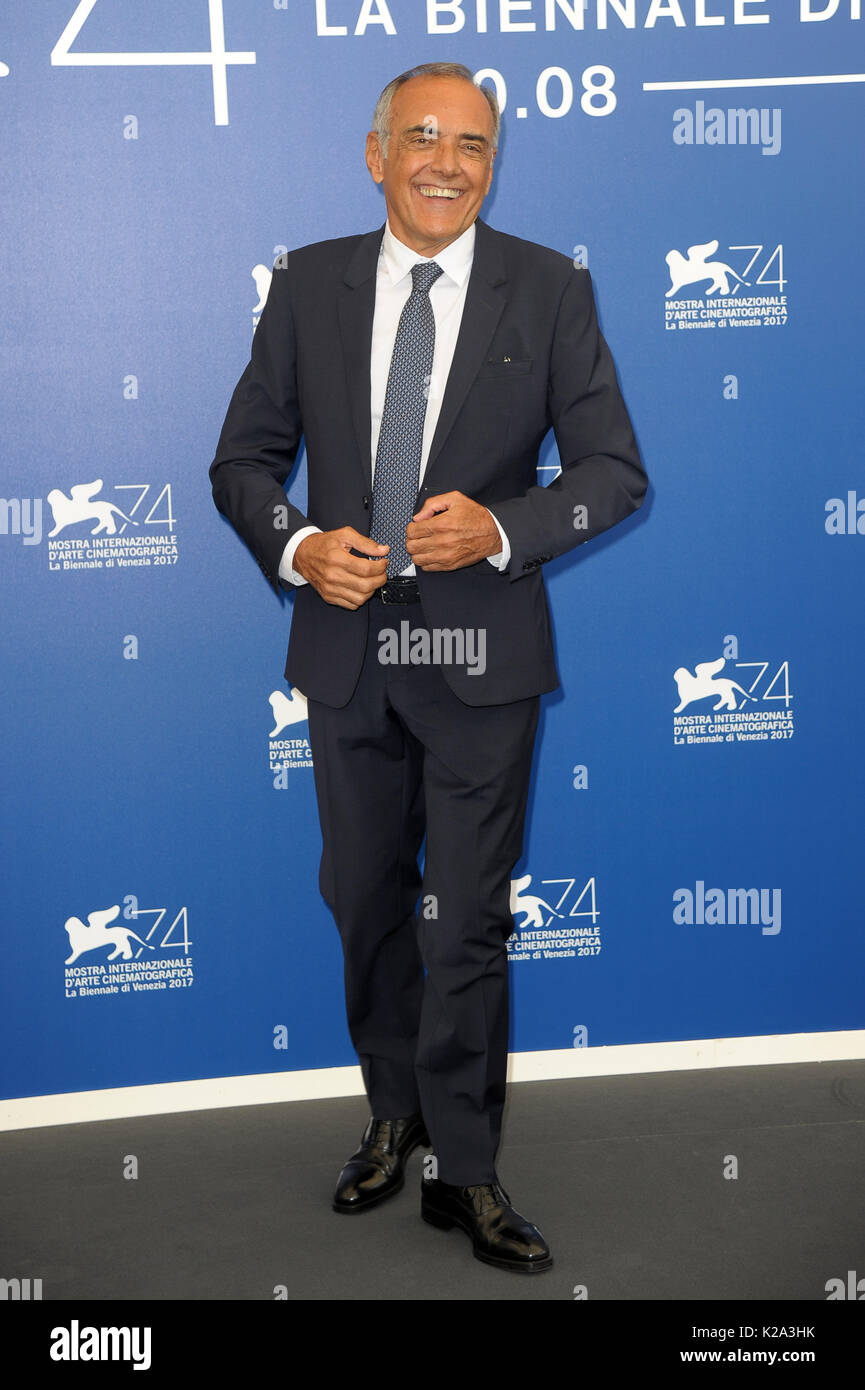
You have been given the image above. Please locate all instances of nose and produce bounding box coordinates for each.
[429,137,461,178]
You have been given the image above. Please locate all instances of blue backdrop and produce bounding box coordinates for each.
[2,0,863,1103]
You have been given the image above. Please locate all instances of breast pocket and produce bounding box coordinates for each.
[477,357,534,380]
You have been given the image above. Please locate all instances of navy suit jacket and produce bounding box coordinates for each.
[210,217,647,706]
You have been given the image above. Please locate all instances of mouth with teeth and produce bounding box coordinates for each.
[415,185,464,200]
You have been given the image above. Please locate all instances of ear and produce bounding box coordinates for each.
[483,148,496,195]
[365,130,384,185]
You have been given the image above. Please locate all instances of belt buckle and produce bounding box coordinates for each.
[380,578,417,604]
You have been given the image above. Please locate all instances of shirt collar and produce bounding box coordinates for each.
[380,219,476,289]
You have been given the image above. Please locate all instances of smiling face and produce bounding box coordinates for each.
[365,75,496,257]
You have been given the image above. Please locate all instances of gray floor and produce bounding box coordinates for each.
[1,1060,863,1301]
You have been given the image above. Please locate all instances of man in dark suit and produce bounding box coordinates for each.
[210,61,647,1275]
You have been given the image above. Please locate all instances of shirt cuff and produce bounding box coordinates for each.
[484,508,510,571]
[279,526,322,586]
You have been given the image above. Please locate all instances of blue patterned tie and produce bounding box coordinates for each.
[371,260,444,577]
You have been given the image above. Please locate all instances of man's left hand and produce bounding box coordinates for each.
[406,491,500,571]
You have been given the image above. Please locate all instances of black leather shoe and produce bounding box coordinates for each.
[333,1114,430,1213]
[421,1176,553,1273]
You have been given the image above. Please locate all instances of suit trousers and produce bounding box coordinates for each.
[305,591,540,1186]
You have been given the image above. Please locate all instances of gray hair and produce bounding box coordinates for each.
[372,62,500,159]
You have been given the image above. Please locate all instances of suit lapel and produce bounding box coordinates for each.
[423,217,508,491]
[337,225,386,494]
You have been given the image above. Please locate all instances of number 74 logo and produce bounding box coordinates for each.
[51,0,255,126]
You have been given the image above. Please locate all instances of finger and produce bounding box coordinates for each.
[405,524,439,545]
[408,545,445,568]
[340,528,389,555]
[411,492,458,521]
[321,579,380,609]
[407,528,455,556]
[407,515,457,539]
[331,551,389,577]
[334,567,388,600]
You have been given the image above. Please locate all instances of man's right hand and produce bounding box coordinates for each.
[294,528,389,609]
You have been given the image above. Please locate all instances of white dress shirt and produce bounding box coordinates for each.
[278,219,510,585]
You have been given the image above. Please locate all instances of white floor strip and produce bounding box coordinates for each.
[2,1030,863,1132]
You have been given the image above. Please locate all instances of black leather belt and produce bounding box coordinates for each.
[377,577,420,604]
